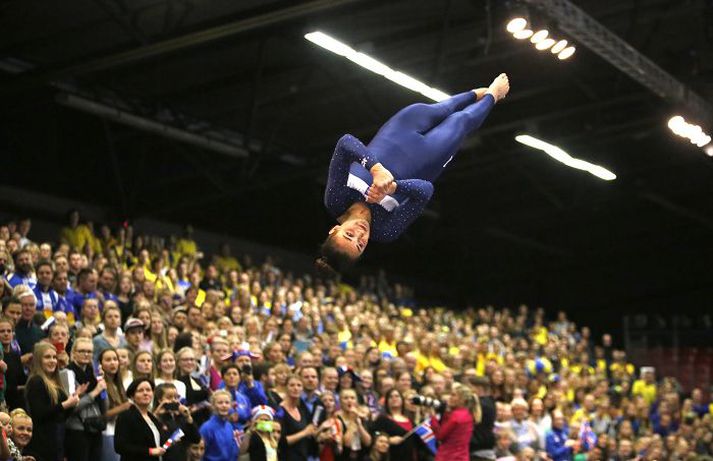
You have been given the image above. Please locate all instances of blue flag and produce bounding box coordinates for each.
[413,420,437,454]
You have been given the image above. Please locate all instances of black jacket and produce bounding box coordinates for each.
[115,404,169,461]
[470,395,496,452]
[24,375,72,461]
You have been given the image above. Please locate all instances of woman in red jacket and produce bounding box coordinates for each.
[430,384,481,461]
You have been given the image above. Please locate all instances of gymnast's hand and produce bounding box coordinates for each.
[366,181,397,203]
[369,163,394,192]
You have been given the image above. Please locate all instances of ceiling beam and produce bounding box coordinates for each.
[526,0,713,125]
[2,0,368,95]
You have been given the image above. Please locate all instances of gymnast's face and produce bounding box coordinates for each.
[329,218,370,257]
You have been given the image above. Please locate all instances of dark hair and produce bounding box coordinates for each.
[153,382,177,408]
[126,377,154,398]
[315,235,356,277]
[384,388,404,416]
[35,260,54,273]
[221,363,240,377]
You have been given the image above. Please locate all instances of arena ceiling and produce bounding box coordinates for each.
[2,0,713,323]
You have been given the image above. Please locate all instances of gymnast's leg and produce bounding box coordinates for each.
[422,74,510,171]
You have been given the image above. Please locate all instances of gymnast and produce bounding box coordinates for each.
[316,73,510,275]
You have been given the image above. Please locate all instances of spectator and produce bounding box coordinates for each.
[8,409,33,459]
[6,250,36,289]
[14,290,42,356]
[546,410,577,461]
[199,390,240,461]
[240,405,280,461]
[65,337,107,461]
[25,342,84,461]
[154,349,187,400]
[431,384,480,461]
[114,378,168,460]
[277,374,316,461]
[371,388,420,461]
[152,382,201,461]
[0,316,25,411]
[98,347,131,461]
[93,303,126,362]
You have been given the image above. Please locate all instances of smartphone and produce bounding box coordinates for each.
[53,341,65,354]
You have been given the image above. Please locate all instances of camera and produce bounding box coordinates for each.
[164,402,179,412]
[410,395,447,413]
[241,364,253,375]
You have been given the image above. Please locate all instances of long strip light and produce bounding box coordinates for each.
[305,31,450,102]
[515,135,616,181]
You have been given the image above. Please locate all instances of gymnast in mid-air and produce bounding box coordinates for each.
[316,73,510,275]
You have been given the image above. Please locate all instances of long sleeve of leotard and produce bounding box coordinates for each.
[371,179,434,242]
[324,134,380,217]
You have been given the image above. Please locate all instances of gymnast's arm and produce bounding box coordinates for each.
[373,179,434,242]
[324,134,382,214]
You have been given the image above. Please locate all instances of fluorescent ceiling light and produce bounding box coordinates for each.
[536,38,556,50]
[305,31,449,102]
[515,134,616,181]
[513,29,534,39]
[530,30,549,44]
[506,18,528,33]
[551,40,568,54]
[558,46,576,60]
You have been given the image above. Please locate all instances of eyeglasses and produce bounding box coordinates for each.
[76,350,93,354]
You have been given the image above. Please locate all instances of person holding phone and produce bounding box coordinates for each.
[219,364,267,432]
[152,383,200,461]
[24,342,85,461]
[240,405,279,461]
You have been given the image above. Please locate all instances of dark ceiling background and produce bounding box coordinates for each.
[1,0,713,326]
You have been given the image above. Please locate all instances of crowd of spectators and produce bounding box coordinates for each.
[0,211,711,461]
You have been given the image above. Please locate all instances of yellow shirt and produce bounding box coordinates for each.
[632,379,657,405]
[176,238,198,257]
[59,225,93,251]
[378,340,398,358]
[610,362,635,377]
[215,256,241,273]
[533,326,548,345]
[414,351,447,373]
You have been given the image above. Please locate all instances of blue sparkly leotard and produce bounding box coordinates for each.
[324,91,495,242]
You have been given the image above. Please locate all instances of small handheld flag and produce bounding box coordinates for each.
[162,428,185,450]
[413,420,437,454]
[578,421,597,452]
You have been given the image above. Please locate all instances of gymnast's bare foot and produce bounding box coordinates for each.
[473,88,489,100]
[486,73,510,103]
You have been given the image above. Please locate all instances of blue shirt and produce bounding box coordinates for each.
[546,427,572,461]
[200,415,240,461]
[6,272,36,289]
[32,285,59,313]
